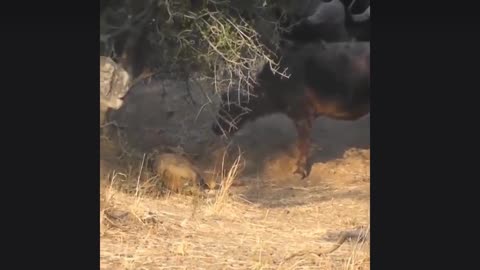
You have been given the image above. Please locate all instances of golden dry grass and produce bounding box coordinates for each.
[100,137,370,270]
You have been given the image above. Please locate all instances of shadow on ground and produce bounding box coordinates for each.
[224,113,370,177]
[232,181,369,208]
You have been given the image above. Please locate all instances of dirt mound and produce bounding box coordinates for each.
[310,148,370,185]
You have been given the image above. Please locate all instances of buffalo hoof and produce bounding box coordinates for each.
[293,166,309,179]
[293,158,312,179]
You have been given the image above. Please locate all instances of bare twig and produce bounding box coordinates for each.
[135,153,147,198]
[283,227,370,261]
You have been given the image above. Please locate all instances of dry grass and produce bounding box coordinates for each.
[100,141,370,270]
[343,225,370,270]
[207,146,244,215]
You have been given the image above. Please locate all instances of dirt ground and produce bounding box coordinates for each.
[100,76,370,269]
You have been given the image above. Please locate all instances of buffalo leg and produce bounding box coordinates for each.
[293,117,313,179]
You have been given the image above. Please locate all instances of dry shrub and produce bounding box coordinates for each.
[187,9,288,95]
[102,0,289,109]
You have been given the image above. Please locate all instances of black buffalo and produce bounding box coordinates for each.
[279,0,370,43]
[211,40,370,178]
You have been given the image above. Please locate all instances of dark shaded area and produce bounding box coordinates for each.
[233,180,369,208]
[228,113,370,177]
[108,78,218,153]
